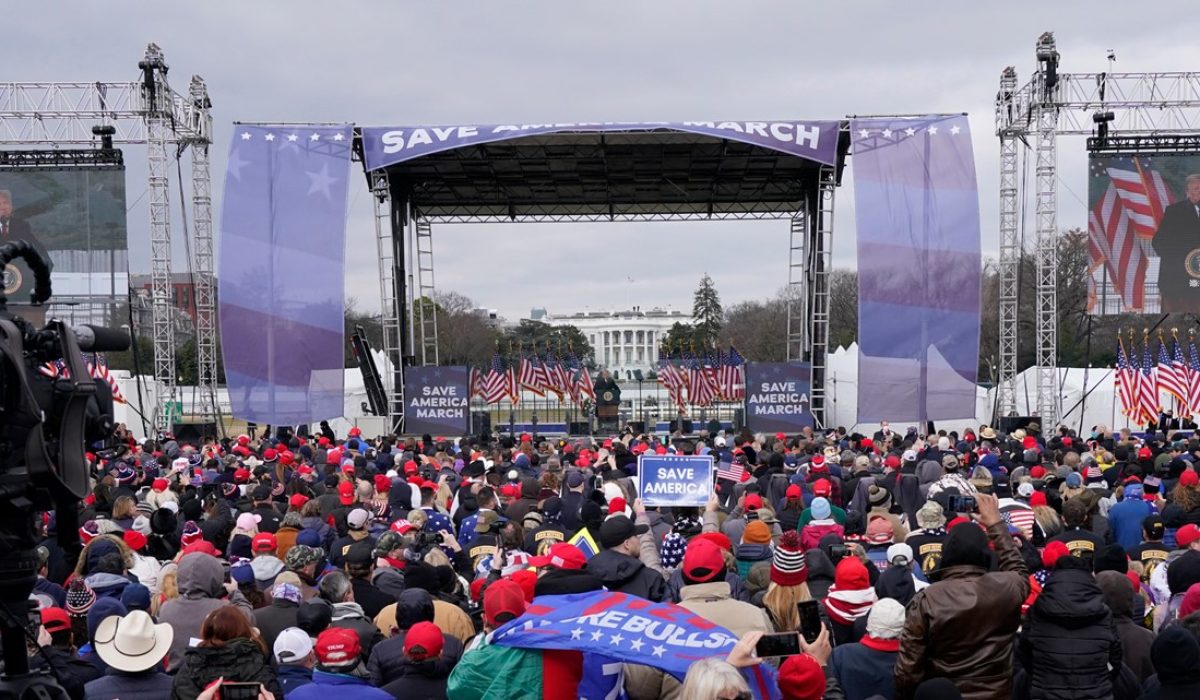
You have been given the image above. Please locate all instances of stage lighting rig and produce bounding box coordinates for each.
[1093,110,1115,143]
[1036,32,1059,95]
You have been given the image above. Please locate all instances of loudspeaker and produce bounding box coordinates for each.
[998,416,1036,434]
[669,419,694,434]
[471,411,492,436]
[627,421,646,434]
[173,422,217,442]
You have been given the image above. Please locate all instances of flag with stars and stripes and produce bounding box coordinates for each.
[1157,338,1188,406]
[658,351,686,410]
[483,353,508,404]
[1173,340,1192,416]
[1138,342,1160,426]
[1115,342,1136,419]
[1188,338,1200,419]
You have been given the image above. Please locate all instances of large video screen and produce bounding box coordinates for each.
[0,166,128,311]
[1088,153,1200,315]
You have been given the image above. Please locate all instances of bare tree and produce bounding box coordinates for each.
[433,290,498,367]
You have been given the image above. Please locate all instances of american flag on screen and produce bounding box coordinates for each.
[1115,341,1137,418]
[1088,157,1174,312]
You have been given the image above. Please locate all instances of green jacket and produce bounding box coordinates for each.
[447,634,544,700]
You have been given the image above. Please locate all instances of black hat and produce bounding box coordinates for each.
[599,515,649,549]
[345,541,374,567]
[464,461,486,478]
[1143,514,1165,540]
[542,496,563,518]
[403,561,438,593]
[296,600,333,637]
[150,508,177,535]
[1093,544,1128,574]
[939,521,990,571]
[251,484,272,501]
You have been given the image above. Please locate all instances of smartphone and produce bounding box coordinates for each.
[797,600,822,644]
[946,494,977,514]
[755,632,802,658]
[220,683,262,700]
[828,544,849,563]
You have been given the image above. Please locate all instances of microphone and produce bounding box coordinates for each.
[73,324,131,353]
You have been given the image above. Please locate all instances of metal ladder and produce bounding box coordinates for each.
[414,217,439,366]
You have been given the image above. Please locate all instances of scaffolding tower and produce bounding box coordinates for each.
[0,43,217,434]
[995,32,1200,426]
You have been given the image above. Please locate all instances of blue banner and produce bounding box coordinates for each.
[743,362,813,433]
[851,115,981,422]
[638,455,713,507]
[403,365,469,436]
[218,124,353,424]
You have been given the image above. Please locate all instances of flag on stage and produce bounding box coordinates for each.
[1138,342,1159,426]
[469,366,483,399]
[687,353,716,407]
[658,352,686,410]
[519,353,545,397]
[1115,341,1136,418]
[1157,339,1187,405]
[483,353,507,404]
[1173,339,1191,415]
[1188,337,1200,419]
[721,346,745,401]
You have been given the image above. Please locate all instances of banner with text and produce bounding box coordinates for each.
[638,455,713,507]
[743,362,813,433]
[403,365,469,436]
[362,120,841,170]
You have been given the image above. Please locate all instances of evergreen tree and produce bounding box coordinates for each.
[692,273,723,351]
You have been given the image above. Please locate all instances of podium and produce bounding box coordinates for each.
[596,404,620,433]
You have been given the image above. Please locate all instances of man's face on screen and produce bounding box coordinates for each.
[1187,179,1200,205]
[0,195,11,219]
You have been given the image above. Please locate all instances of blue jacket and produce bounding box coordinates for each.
[285,670,392,700]
[828,640,899,700]
[1108,498,1153,551]
[84,668,174,700]
[276,664,313,696]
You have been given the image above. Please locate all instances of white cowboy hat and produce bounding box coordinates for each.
[94,610,174,673]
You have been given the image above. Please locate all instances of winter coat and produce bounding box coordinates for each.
[274,526,300,561]
[330,602,384,659]
[276,664,313,696]
[828,641,898,700]
[1094,570,1155,682]
[894,521,1030,700]
[373,599,476,644]
[286,670,393,700]
[805,547,837,600]
[677,581,774,638]
[371,566,406,600]
[1017,566,1122,699]
[158,553,254,671]
[350,576,396,621]
[367,628,464,685]
[587,549,667,602]
[170,638,282,700]
[532,567,604,596]
[252,598,299,652]
[445,634,544,700]
[1106,497,1152,551]
[379,657,451,700]
[666,568,749,604]
[85,669,174,700]
[733,543,773,578]
[800,520,844,551]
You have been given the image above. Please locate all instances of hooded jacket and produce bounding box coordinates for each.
[804,547,837,600]
[85,667,174,700]
[1141,625,1200,700]
[379,657,452,700]
[1017,565,1122,699]
[286,669,394,700]
[587,549,667,602]
[1095,570,1155,682]
[158,553,254,671]
[504,478,540,523]
[330,601,385,659]
[800,520,845,551]
[170,638,282,700]
[368,589,464,683]
[733,542,773,578]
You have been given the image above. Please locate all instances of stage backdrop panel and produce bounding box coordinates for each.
[403,366,469,436]
[1087,153,1200,315]
[0,166,127,305]
[851,115,981,423]
[743,362,813,433]
[218,124,353,425]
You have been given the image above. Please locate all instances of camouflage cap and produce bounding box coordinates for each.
[373,530,406,558]
[285,544,323,570]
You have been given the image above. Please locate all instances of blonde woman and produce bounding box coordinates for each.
[678,657,750,700]
[110,496,139,531]
[761,530,812,632]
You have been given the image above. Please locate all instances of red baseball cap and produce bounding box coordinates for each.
[40,607,70,634]
[404,460,420,476]
[289,494,310,511]
[1177,524,1200,548]
[280,451,295,466]
[483,579,527,628]
[123,530,147,552]
[812,478,832,497]
[1138,447,1153,460]
[390,519,416,535]
[529,543,587,570]
[810,455,827,471]
[884,454,901,469]
[743,493,763,510]
[297,465,314,476]
[233,468,250,484]
[337,481,355,506]
[252,532,278,553]
[348,427,362,437]
[775,432,786,441]
[263,449,279,462]
[151,478,169,493]
[315,627,361,666]
[373,474,392,493]
[682,538,725,583]
[694,531,733,553]
[404,621,444,661]
[1181,469,1200,487]
[237,434,250,446]
[317,436,331,447]
[785,484,802,499]
[1030,465,1047,479]
[603,439,614,449]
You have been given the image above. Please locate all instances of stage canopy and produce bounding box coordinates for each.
[357,121,850,221]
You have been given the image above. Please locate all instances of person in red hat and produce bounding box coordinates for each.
[677,538,773,638]
[447,580,542,699]
[285,627,391,700]
[377,621,451,698]
[529,542,603,596]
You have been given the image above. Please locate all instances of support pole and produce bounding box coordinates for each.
[1033,33,1061,426]
[187,75,219,434]
[997,66,1020,420]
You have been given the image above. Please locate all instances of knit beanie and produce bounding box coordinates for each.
[811,497,832,521]
[778,653,825,700]
[770,531,807,586]
[939,521,989,570]
[86,597,126,643]
[1093,544,1129,574]
[65,579,97,616]
[865,597,905,640]
[659,533,687,570]
[742,520,772,545]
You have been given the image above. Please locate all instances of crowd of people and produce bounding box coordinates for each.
[18,419,1200,700]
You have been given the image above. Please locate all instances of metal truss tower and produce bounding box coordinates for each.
[413,217,439,366]
[0,43,215,435]
[996,32,1200,427]
[372,173,405,431]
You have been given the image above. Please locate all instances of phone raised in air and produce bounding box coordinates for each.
[220,682,262,700]
[945,494,977,514]
[797,600,823,644]
[754,632,802,658]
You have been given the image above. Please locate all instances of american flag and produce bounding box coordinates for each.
[1188,337,1200,420]
[505,356,520,403]
[1000,501,1036,541]
[1138,341,1159,426]
[1173,340,1192,415]
[1157,339,1188,406]
[483,353,508,404]
[469,366,483,399]
[564,351,590,404]
[720,346,745,401]
[519,353,545,397]
[686,353,716,407]
[39,355,127,404]
[545,354,570,401]
[658,352,686,410]
[716,458,748,483]
[1087,158,1173,312]
[1115,341,1137,418]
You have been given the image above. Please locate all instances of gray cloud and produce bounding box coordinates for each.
[13,2,1200,320]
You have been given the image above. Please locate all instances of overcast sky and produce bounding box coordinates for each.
[16,2,1200,320]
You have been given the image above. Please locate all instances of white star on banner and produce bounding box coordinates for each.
[310,133,321,141]
[905,127,916,137]
[927,126,939,135]
[225,149,251,181]
[287,133,299,142]
[240,132,251,140]
[651,645,666,658]
[570,628,583,640]
[629,638,644,652]
[857,129,869,138]
[590,630,604,642]
[333,133,345,141]
[882,128,893,138]
[264,133,276,141]
[306,162,338,198]
[950,125,962,135]
[610,633,624,646]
